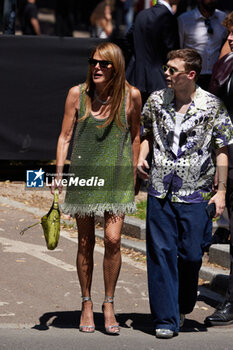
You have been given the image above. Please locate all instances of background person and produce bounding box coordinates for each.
[20,0,40,35]
[137,48,233,339]
[205,12,233,326]
[219,39,231,59]
[126,0,180,106]
[3,0,16,34]
[115,0,134,37]
[90,0,113,38]
[52,42,141,334]
[177,0,227,90]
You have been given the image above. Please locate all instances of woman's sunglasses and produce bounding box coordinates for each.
[162,65,187,76]
[88,58,113,69]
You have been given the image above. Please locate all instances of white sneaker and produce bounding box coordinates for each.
[155,329,174,339]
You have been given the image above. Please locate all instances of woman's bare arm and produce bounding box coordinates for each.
[127,86,142,188]
[52,85,80,193]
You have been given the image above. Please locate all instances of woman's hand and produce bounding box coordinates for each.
[51,176,63,195]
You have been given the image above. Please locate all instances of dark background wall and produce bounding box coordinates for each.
[0,35,101,160]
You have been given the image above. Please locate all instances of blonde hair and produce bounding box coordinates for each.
[80,42,127,129]
[90,1,111,26]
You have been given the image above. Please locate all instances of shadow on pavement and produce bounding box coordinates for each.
[197,288,222,309]
[32,310,209,335]
[180,319,207,333]
[32,310,81,331]
[32,310,154,335]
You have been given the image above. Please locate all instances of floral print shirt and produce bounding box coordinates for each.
[142,86,233,203]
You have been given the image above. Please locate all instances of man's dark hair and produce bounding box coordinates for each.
[167,48,202,81]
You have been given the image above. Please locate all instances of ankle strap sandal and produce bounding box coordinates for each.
[79,296,95,333]
[81,296,92,303]
[102,296,120,335]
[103,296,114,304]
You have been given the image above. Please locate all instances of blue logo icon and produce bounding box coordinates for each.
[26,168,45,188]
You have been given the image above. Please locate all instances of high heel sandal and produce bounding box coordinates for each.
[102,296,120,335]
[79,296,95,333]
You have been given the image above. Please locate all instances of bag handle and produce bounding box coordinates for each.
[53,188,59,209]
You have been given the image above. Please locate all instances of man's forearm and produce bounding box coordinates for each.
[216,146,228,191]
[138,138,150,162]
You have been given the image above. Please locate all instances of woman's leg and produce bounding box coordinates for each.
[76,215,95,331]
[103,212,124,332]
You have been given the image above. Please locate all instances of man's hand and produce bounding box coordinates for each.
[137,159,150,180]
[208,190,226,218]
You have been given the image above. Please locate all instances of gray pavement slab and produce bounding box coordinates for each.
[1,327,233,350]
[0,200,150,328]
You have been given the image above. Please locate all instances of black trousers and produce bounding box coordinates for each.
[226,172,233,301]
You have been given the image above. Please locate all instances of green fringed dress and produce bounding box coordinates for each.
[61,84,136,217]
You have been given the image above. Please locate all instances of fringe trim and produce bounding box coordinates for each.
[61,202,136,218]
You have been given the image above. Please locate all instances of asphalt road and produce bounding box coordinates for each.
[1,196,233,349]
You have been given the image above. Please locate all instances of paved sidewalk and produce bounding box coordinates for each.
[0,195,229,330]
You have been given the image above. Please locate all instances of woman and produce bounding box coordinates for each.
[52,42,141,334]
[90,1,113,39]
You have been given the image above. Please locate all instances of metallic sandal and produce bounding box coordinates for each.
[79,296,95,333]
[102,296,120,335]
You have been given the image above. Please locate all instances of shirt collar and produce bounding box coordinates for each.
[163,86,207,110]
[158,0,174,15]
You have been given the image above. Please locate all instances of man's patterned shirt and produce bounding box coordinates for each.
[142,86,233,203]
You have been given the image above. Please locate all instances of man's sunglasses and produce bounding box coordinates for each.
[162,65,188,76]
[88,58,113,68]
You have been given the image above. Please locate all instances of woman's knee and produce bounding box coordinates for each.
[76,215,95,251]
[79,231,95,245]
[104,234,121,254]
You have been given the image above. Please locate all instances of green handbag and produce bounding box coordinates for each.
[19,189,60,250]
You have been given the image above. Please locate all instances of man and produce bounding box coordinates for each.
[3,0,16,34]
[205,12,233,327]
[126,0,180,105]
[137,48,233,338]
[21,0,40,36]
[178,0,227,90]
[115,0,134,36]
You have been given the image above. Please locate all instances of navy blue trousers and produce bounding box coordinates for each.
[146,194,212,332]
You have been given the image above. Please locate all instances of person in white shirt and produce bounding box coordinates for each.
[178,0,227,90]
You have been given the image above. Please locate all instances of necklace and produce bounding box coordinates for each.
[94,91,108,105]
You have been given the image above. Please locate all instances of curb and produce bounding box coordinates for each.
[209,244,230,269]
[95,215,146,240]
[95,229,146,254]
[199,265,229,295]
